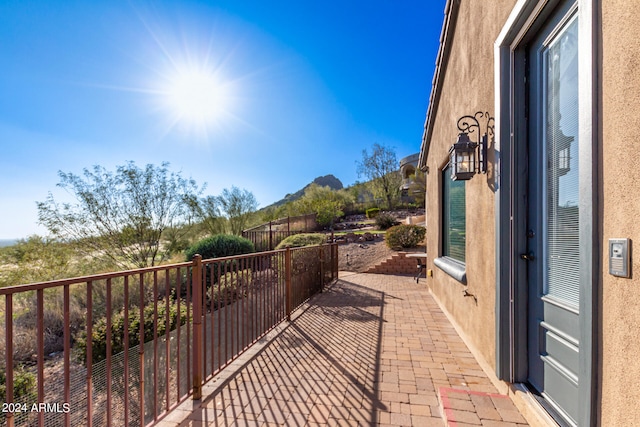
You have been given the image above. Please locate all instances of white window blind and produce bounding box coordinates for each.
[544,16,579,306]
[442,165,466,262]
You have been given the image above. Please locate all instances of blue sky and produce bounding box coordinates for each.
[0,0,446,239]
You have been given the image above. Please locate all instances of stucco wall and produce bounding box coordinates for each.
[423,1,640,424]
[599,1,640,425]
[423,0,515,372]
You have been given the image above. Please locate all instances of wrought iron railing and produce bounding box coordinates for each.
[242,213,319,251]
[0,243,338,426]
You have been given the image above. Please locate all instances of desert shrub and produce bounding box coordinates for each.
[208,269,253,309]
[365,208,380,219]
[163,227,193,256]
[385,225,426,250]
[275,233,326,249]
[76,299,187,364]
[185,234,255,261]
[9,288,87,363]
[0,366,36,402]
[375,213,399,230]
[186,235,255,288]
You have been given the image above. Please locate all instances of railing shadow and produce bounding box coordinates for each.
[188,278,387,425]
[0,243,338,427]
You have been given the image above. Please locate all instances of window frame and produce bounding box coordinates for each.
[435,163,467,284]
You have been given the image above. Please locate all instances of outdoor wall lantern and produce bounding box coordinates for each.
[449,111,494,181]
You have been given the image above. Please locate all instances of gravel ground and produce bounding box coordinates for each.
[334,210,426,272]
[337,240,395,273]
[335,234,427,273]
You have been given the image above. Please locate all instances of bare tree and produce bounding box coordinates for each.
[37,162,202,268]
[356,143,402,209]
[218,186,258,235]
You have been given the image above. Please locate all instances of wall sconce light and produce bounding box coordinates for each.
[449,111,494,181]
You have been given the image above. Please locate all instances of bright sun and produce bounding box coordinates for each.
[165,68,229,127]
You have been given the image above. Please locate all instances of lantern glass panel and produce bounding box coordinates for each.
[449,138,476,181]
[457,148,474,173]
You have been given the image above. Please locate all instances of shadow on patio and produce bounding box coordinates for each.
[159,272,528,427]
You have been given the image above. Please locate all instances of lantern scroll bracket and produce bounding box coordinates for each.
[450,111,494,180]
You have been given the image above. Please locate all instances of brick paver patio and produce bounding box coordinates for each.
[158,272,528,426]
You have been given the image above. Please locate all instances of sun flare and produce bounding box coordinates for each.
[165,68,229,126]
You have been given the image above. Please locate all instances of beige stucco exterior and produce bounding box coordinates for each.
[599,1,640,425]
[419,0,640,426]
[421,0,516,378]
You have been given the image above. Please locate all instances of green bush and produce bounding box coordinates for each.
[385,225,426,250]
[186,235,255,287]
[275,233,326,249]
[76,299,187,364]
[375,213,399,230]
[185,234,255,261]
[365,208,380,219]
[0,366,36,401]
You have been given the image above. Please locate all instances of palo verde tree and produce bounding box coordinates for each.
[194,195,227,235]
[37,162,203,268]
[356,143,402,209]
[218,186,258,235]
[293,184,354,229]
[0,235,75,287]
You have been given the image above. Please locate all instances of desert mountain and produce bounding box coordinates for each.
[267,174,343,208]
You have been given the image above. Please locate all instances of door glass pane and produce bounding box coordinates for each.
[544,16,579,306]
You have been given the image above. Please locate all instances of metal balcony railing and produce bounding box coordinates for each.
[0,243,338,427]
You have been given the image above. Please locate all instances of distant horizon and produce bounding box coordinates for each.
[1,168,359,240]
[0,0,446,239]
[0,239,18,247]
[0,166,417,241]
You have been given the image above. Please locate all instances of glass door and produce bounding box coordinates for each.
[526,7,580,426]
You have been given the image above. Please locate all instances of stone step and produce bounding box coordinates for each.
[366,252,421,275]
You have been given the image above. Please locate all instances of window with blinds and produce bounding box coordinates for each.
[543,15,579,307]
[442,165,466,262]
